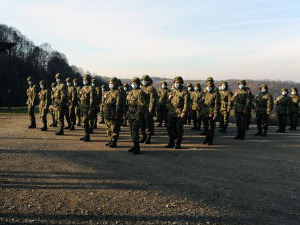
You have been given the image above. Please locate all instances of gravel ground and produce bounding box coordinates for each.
[0,114,299,225]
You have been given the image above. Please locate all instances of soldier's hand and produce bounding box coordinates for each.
[180,113,185,118]
[168,95,173,100]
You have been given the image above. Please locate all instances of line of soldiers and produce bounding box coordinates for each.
[26,75,299,153]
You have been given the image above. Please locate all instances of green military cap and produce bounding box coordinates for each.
[55,73,62,79]
[73,78,78,82]
[27,76,34,81]
[141,75,151,81]
[260,84,268,90]
[206,77,214,83]
[83,74,91,81]
[186,82,192,87]
[51,83,56,88]
[39,80,47,85]
[161,81,167,85]
[291,87,298,92]
[66,77,72,83]
[131,77,141,85]
[238,80,246,85]
[174,76,184,84]
[281,88,288,93]
[206,81,214,86]
[91,78,97,83]
[194,83,201,87]
[109,77,118,83]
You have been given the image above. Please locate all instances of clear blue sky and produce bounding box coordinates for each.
[1,0,300,82]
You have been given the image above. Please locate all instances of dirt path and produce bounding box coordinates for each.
[0,114,299,225]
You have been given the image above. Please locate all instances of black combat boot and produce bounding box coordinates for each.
[41,123,47,131]
[83,133,90,142]
[254,129,262,136]
[262,130,267,137]
[144,135,151,144]
[55,127,64,135]
[106,138,112,146]
[133,142,141,154]
[239,130,245,140]
[165,137,175,148]
[89,127,94,134]
[222,126,227,133]
[139,134,147,143]
[207,135,214,145]
[202,135,209,144]
[53,122,57,127]
[109,137,117,148]
[234,130,241,139]
[28,119,36,128]
[175,136,182,149]
[80,135,86,141]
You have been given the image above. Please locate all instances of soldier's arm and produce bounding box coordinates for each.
[115,92,122,118]
[33,85,38,106]
[182,90,190,117]
[267,94,274,114]
[227,91,233,111]
[72,88,77,106]
[214,92,220,119]
[46,90,51,108]
[148,87,157,114]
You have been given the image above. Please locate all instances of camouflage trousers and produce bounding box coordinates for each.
[203,116,216,136]
[129,119,141,143]
[277,113,288,131]
[65,105,76,126]
[81,107,91,135]
[256,113,269,131]
[104,119,119,139]
[28,105,36,124]
[75,105,81,125]
[157,104,168,125]
[55,106,66,128]
[90,107,99,128]
[289,112,298,126]
[39,106,48,125]
[167,117,185,141]
[235,111,248,133]
[219,110,229,128]
[141,113,154,136]
[191,109,201,129]
[49,105,56,123]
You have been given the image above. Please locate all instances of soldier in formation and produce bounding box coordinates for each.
[122,83,130,126]
[190,83,202,131]
[91,78,101,129]
[99,84,107,124]
[73,78,82,126]
[288,87,299,131]
[49,83,57,127]
[157,81,170,127]
[218,81,233,133]
[65,77,77,130]
[38,80,51,131]
[253,84,273,137]
[26,76,38,128]
[274,88,291,133]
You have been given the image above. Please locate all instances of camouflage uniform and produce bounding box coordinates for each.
[117,79,126,132]
[288,87,299,131]
[157,81,170,127]
[190,83,202,130]
[122,83,130,126]
[218,81,233,133]
[274,88,291,133]
[253,84,273,137]
[186,83,193,125]
[49,83,57,127]
[73,78,82,126]
[91,79,102,129]
[53,73,67,135]
[65,78,77,130]
[38,80,51,131]
[127,77,146,154]
[200,81,220,145]
[231,80,252,140]
[99,85,107,124]
[79,74,96,141]
[140,75,158,144]
[102,77,122,148]
[165,76,190,149]
[26,76,38,128]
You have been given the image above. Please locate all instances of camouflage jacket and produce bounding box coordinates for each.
[232,87,252,113]
[126,88,146,120]
[219,89,233,111]
[157,87,170,105]
[290,95,299,113]
[76,86,82,105]
[102,89,122,119]
[190,90,201,111]
[38,88,51,109]
[167,87,190,117]
[118,86,126,114]
[26,84,38,106]
[79,85,96,110]
[200,89,220,118]
[253,92,273,114]
[94,87,102,107]
[53,82,67,107]
[67,86,77,106]
[141,84,157,114]
[274,95,291,114]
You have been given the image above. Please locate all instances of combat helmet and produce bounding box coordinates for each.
[260,84,268,91]
[55,73,62,79]
[281,88,288,93]
[141,75,151,81]
[66,77,72,83]
[174,76,184,84]
[238,80,246,85]
[131,77,141,85]
[27,76,34,82]
[290,87,298,93]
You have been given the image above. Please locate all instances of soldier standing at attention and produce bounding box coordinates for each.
[231,80,252,140]
[49,83,57,127]
[117,79,126,132]
[140,75,157,144]
[200,81,220,145]
[190,83,202,131]
[65,78,77,130]
[218,81,233,133]
[73,78,82,126]
[165,76,190,149]
[122,83,130,127]
[53,73,67,135]
[288,87,299,131]
[79,74,96,141]
[91,78,102,129]
[157,81,170,127]
[127,77,146,154]
[102,77,122,148]
[186,83,193,125]
[274,88,291,133]
[38,80,51,131]
[253,84,273,137]
[99,84,107,124]
[26,76,38,128]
